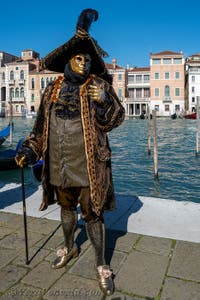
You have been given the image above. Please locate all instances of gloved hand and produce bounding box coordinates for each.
[88,85,105,105]
[15,147,37,168]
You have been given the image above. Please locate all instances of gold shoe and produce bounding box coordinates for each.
[97,265,114,296]
[51,244,78,269]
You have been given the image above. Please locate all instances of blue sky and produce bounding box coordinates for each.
[1,0,200,68]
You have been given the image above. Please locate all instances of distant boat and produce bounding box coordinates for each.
[0,138,24,171]
[0,123,14,146]
[26,111,37,119]
[184,112,196,119]
[171,113,177,119]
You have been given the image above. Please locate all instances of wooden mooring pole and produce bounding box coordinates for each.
[147,105,151,155]
[9,97,13,147]
[153,110,159,179]
[196,96,200,157]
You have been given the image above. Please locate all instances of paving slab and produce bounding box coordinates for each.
[161,277,200,300]
[21,261,65,290]
[115,250,169,298]
[136,235,172,256]
[168,240,200,282]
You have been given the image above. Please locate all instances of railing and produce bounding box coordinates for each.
[163,96,172,103]
[125,97,150,102]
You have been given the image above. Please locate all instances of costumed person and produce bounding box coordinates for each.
[15,8,125,296]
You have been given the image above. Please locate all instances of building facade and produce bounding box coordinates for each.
[0,49,62,117]
[185,53,200,112]
[150,51,185,117]
[106,58,127,102]
[0,48,200,118]
[125,67,150,117]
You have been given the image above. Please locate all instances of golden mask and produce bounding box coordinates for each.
[70,54,91,75]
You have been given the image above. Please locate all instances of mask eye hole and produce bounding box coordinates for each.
[76,56,82,62]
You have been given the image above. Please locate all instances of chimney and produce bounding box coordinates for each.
[112,58,117,69]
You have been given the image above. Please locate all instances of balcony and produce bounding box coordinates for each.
[125,97,150,103]
[9,97,25,103]
[163,96,172,103]
[8,80,15,85]
[18,79,25,84]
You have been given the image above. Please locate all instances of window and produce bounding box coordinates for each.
[16,105,19,112]
[155,88,159,97]
[192,97,195,103]
[118,74,122,80]
[136,75,142,82]
[10,88,14,98]
[175,105,180,111]
[163,58,171,64]
[2,72,5,81]
[41,78,45,89]
[20,70,24,80]
[128,75,134,83]
[154,72,159,79]
[20,87,24,97]
[192,86,195,93]
[175,72,180,79]
[165,72,170,79]
[144,75,149,82]
[15,88,19,98]
[165,105,170,111]
[31,94,35,102]
[192,76,195,82]
[152,59,161,64]
[164,85,170,97]
[128,89,134,98]
[46,78,49,85]
[136,88,142,98]
[175,88,180,96]
[173,58,182,64]
[10,71,14,80]
[31,78,35,89]
[144,88,150,98]
[154,105,159,111]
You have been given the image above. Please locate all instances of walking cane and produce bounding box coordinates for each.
[20,163,62,265]
[21,166,29,265]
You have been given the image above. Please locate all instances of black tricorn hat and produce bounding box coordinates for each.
[41,9,109,76]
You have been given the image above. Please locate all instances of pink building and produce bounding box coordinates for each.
[150,51,185,117]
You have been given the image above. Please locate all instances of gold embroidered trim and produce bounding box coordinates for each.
[80,76,100,216]
[51,76,64,103]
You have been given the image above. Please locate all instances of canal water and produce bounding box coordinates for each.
[0,117,200,204]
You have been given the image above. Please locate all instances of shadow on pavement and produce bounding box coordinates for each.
[75,195,143,266]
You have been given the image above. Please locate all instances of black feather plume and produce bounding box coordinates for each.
[76,9,98,32]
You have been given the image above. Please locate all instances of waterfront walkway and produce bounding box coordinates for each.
[0,183,200,299]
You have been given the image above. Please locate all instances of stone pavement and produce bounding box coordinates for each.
[0,211,200,300]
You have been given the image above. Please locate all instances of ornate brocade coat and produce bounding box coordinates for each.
[24,75,125,216]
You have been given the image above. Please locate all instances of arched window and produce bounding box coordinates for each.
[15,88,19,98]
[41,78,45,89]
[164,85,170,97]
[31,78,35,89]
[31,94,35,102]
[20,87,24,97]
[10,71,14,80]
[20,70,24,80]
[9,88,14,98]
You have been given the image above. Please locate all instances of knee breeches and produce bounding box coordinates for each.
[55,186,102,223]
